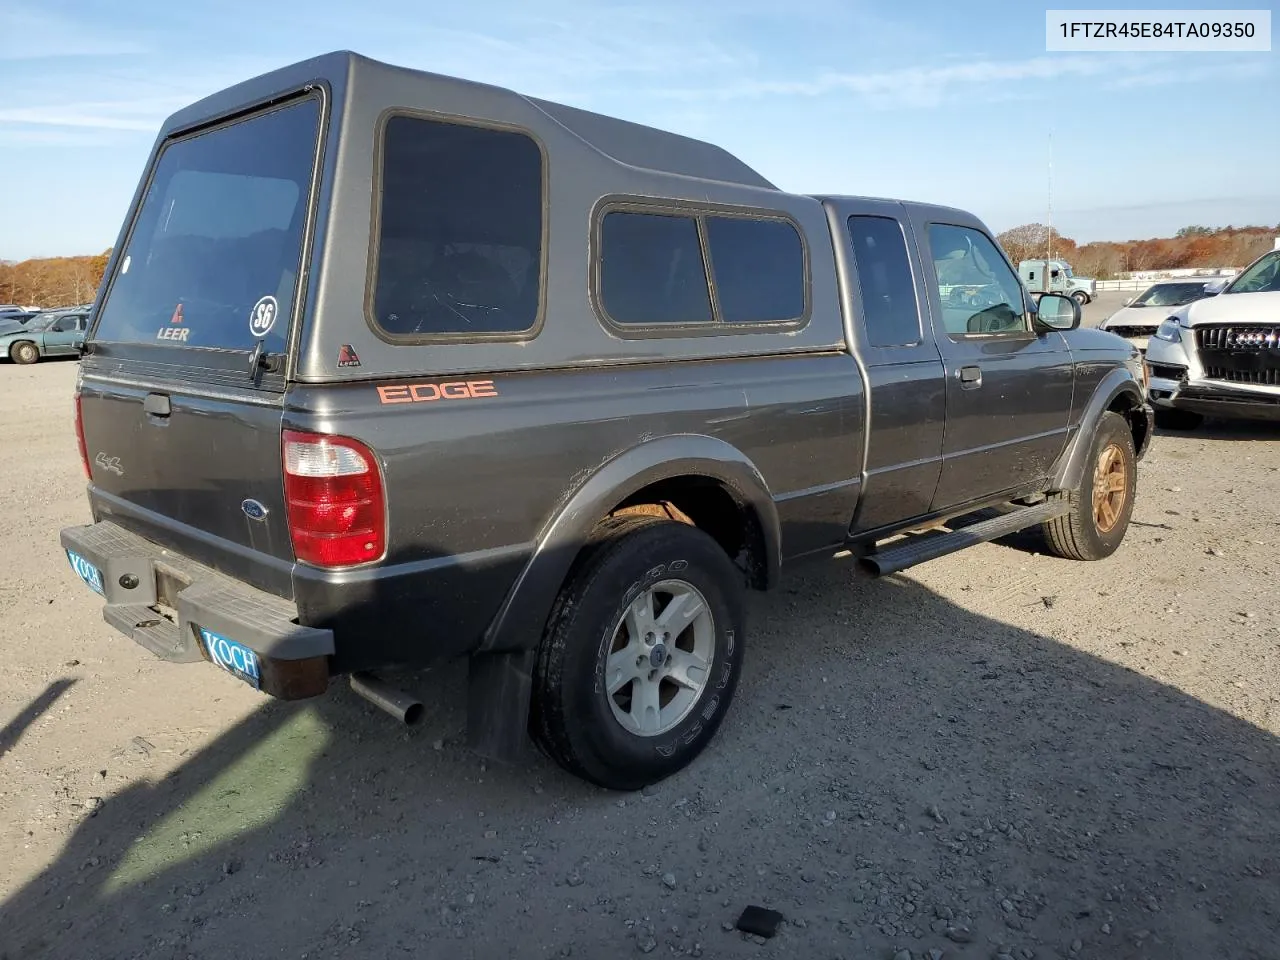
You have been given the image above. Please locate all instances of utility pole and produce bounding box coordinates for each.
[1047,131,1053,260]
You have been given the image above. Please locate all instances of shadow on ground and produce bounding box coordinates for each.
[1153,419,1280,443]
[2,557,1277,960]
[0,679,76,761]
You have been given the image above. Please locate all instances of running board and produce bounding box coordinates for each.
[861,500,1070,576]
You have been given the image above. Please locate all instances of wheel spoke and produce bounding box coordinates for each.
[606,646,639,694]
[1099,499,1115,529]
[625,593,656,643]
[655,591,706,638]
[1105,473,1126,494]
[666,649,709,691]
[630,677,662,734]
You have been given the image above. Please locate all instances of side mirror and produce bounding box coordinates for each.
[1202,279,1227,295]
[1034,292,1080,331]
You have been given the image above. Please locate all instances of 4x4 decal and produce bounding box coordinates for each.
[376,380,498,405]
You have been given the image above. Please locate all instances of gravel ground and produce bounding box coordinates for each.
[2,333,1279,960]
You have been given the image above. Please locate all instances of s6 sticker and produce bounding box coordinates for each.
[249,295,279,338]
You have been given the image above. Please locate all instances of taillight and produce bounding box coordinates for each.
[282,430,386,568]
[74,392,90,479]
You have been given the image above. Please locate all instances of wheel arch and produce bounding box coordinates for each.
[480,434,779,656]
[1052,367,1150,493]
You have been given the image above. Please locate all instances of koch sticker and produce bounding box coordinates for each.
[248,295,278,338]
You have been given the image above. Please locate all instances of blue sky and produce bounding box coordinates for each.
[1,0,1275,260]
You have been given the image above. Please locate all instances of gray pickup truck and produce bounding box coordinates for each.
[60,52,1152,790]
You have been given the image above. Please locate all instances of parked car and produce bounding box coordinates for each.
[1099,279,1220,352]
[1,307,90,364]
[59,52,1152,790]
[1145,248,1280,428]
[1019,259,1097,305]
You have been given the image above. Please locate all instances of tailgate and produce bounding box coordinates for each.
[79,372,295,597]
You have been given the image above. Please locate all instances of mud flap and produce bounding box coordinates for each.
[467,649,536,763]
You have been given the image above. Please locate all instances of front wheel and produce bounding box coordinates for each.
[531,515,745,791]
[10,341,39,365]
[1042,411,1137,561]
[1071,291,1090,306]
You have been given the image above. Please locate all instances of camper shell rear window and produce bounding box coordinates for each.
[93,95,323,355]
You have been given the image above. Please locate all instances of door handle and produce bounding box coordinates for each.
[958,365,982,388]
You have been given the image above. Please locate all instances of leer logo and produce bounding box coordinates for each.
[377,380,498,404]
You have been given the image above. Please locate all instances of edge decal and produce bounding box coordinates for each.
[377,380,499,405]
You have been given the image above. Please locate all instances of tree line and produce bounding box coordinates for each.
[4,222,1278,307]
[996,223,1278,279]
[0,252,111,309]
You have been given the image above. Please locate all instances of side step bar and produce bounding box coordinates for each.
[861,500,1070,577]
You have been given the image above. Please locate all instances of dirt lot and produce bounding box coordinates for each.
[2,340,1279,960]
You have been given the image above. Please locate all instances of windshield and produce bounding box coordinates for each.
[1224,251,1280,294]
[24,314,58,332]
[1132,282,1210,307]
[94,96,321,353]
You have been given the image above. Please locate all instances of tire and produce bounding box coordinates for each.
[10,341,38,365]
[1154,407,1203,431]
[531,514,745,791]
[1042,411,1137,561]
[1071,291,1089,306]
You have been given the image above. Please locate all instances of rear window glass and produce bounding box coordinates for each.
[371,116,543,338]
[704,216,804,323]
[94,97,321,353]
[599,212,713,325]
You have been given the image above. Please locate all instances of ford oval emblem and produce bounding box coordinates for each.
[241,499,269,522]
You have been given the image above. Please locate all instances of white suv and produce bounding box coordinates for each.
[1144,247,1280,429]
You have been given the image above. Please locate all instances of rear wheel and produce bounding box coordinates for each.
[531,515,745,791]
[10,341,38,365]
[1042,411,1136,561]
[1154,407,1203,431]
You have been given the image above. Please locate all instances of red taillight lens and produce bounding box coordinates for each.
[74,392,90,480]
[282,430,386,568]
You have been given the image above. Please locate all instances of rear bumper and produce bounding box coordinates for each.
[59,521,332,699]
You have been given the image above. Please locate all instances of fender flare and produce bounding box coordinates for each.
[1051,367,1147,493]
[479,434,780,654]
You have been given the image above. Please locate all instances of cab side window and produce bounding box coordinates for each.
[926,224,1029,337]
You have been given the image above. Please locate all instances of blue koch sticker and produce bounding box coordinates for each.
[198,627,262,690]
[67,550,105,595]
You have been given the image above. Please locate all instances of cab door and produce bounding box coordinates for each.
[905,213,1074,511]
[827,199,947,533]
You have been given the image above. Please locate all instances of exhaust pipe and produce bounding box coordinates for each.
[350,672,424,725]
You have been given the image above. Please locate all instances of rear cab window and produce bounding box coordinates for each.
[92,95,323,370]
[594,205,807,333]
[846,215,921,348]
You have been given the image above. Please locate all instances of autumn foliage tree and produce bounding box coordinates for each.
[997,224,1279,279]
[0,251,111,308]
